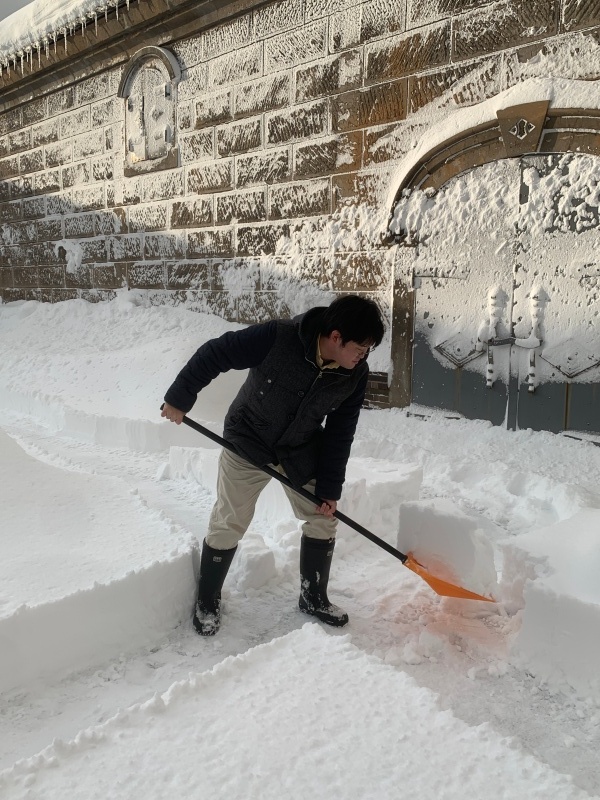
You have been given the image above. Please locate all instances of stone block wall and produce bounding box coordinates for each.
[0,0,599,406]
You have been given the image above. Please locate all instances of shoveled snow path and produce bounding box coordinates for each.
[2,411,600,794]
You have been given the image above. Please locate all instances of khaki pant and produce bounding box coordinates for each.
[205,448,337,550]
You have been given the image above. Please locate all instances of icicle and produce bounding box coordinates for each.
[126,0,130,11]
[64,30,68,54]
[94,13,98,35]
[81,21,84,36]
[105,5,108,22]
[20,53,23,74]
[53,33,57,55]
[116,1,119,20]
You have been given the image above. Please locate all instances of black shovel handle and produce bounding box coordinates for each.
[166,408,408,565]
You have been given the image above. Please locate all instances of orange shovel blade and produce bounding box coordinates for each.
[404,554,495,602]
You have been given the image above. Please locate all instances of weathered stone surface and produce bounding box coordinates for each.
[208,44,261,89]
[296,50,362,103]
[126,262,165,289]
[303,253,334,287]
[294,132,363,178]
[265,20,327,71]
[93,264,127,289]
[65,213,96,238]
[187,159,233,194]
[22,98,46,127]
[332,80,407,132]
[305,0,362,19]
[73,185,105,211]
[171,198,213,228]
[0,138,8,159]
[32,120,59,149]
[78,238,108,264]
[92,156,114,181]
[364,121,414,165]
[36,218,63,241]
[267,100,328,144]
[0,156,19,180]
[73,130,105,160]
[1,221,36,245]
[48,88,75,116]
[92,98,121,128]
[181,130,214,164]
[171,36,203,70]
[407,0,494,28]
[178,63,209,101]
[332,251,389,290]
[270,179,330,219]
[13,267,39,287]
[217,118,261,156]
[329,7,361,52]
[409,57,500,112]
[60,107,91,139]
[64,264,93,288]
[237,223,290,255]
[166,260,211,289]
[107,235,143,262]
[0,108,22,137]
[453,0,558,61]
[122,179,142,206]
[38,265,65,287]
[144,233,185,259]
[20,149,44,175]
[236,148,291,187]
[34,171,61,195]
[366,21,450,83]
[76,72,112,104]
[0,267,13,288]
[141,171,184,202]
[216,188,266,225]
[129,203,169,232]
[195,90,232,129]
[332,167,395,207]
[178,101,194,132]
[0,201,23,221]
[9,129,32,154]
[563,0,600,32]
[96,208,127,236]
[45,141,73,168]
[63,163,90,189]
[361,0,406,43]
[204,14,251,60]
[234,74,290,119]
[238,291,291,323]
[6,177,33,201]
[47,193,73,216]
[255,0,304,37]
[210,259,260,291]
[188,228,234,257]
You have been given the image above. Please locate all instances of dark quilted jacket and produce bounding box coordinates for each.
[164,307,368,500]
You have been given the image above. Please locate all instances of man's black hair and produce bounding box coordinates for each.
[319,295,385,347]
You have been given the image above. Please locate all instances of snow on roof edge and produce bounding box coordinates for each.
[0,0,134,71]
[385,77,600,211]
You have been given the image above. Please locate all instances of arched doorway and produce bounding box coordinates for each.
[388,87,600,435]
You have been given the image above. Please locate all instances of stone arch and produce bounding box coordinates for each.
[118,46,181,176]
[388,92,600,240]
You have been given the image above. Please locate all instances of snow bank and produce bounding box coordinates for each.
[1,625,593,800]
[0,428,197,693]
[500,510,600,698]
[161,445,422,537]
[397,499,499,600]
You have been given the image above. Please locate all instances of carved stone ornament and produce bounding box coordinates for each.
[118,46,182,176]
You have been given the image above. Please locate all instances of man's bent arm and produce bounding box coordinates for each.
[164,321,277,413]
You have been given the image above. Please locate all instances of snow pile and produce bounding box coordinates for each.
[0,0,134,72]
[1,625,595,800]
[397,499,498,600]
[0,427,197,694]
[500,509,600,698]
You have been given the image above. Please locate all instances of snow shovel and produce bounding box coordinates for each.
[172,412,494,603]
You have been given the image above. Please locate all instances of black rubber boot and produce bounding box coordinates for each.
[298,535,349,627]
[193,540,237,636]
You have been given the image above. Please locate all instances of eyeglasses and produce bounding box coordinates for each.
[350,343,375,358]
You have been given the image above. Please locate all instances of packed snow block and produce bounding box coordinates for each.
[341,458,422,537]
[0,429,197,694]
[1,625,593,800]
[500,509,600,699]
[397,499,498,599]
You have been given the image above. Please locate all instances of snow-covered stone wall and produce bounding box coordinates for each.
[0,0,599,404]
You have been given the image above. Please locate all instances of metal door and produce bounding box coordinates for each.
[410,153,600,435]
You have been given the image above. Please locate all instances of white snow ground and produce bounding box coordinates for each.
[1,294,600,798]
